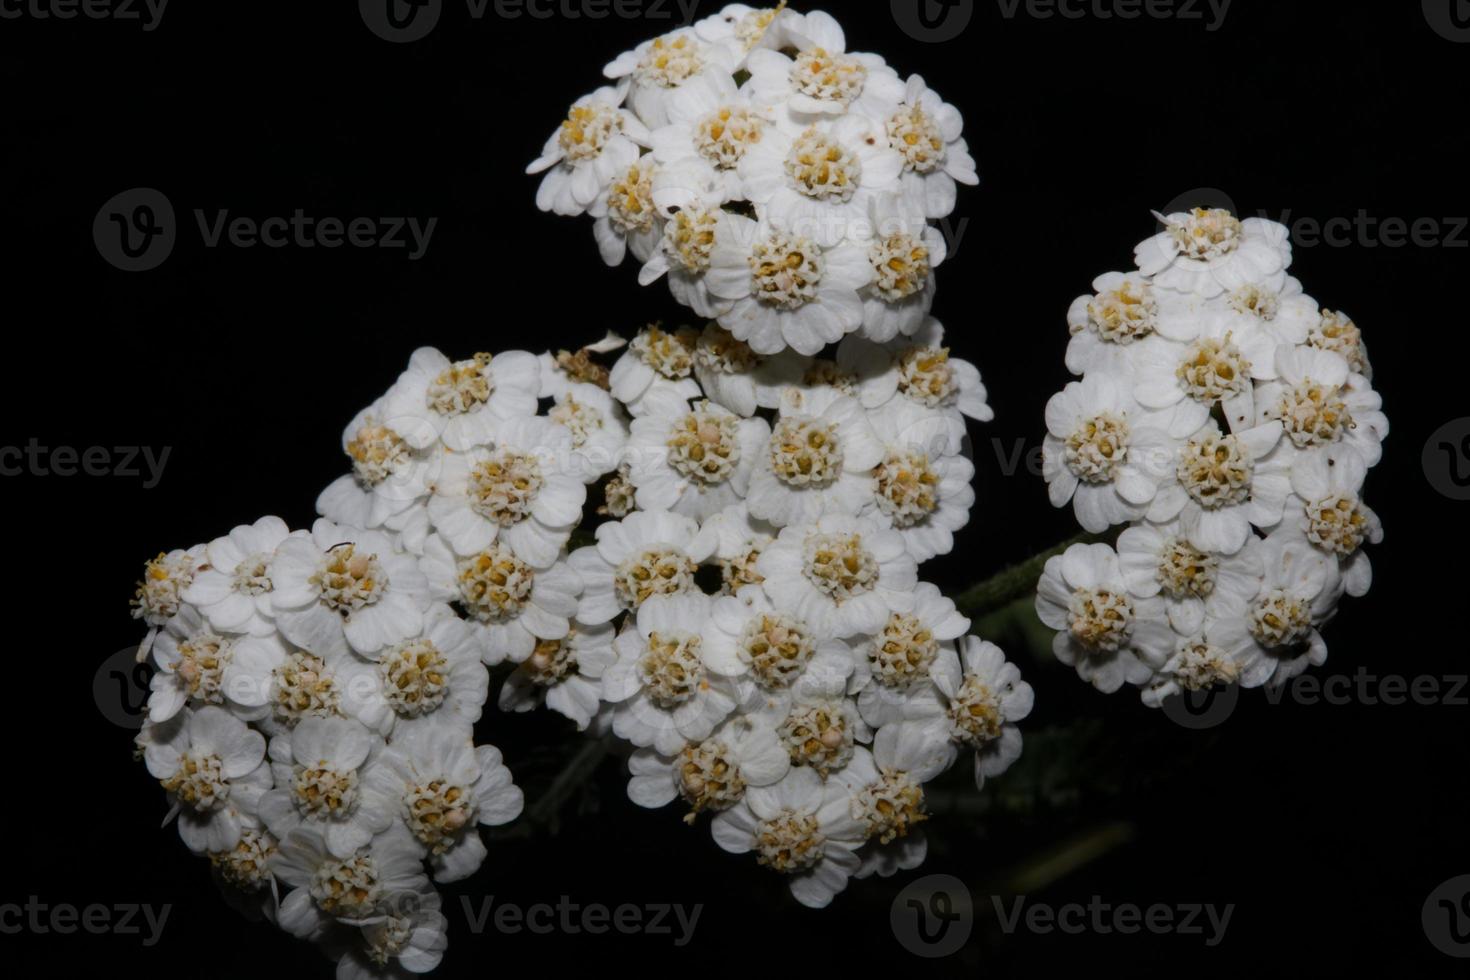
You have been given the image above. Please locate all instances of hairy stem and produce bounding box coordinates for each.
[954,531,1111,618]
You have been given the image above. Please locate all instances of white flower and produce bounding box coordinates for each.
[317,397,442,533]
[381,347,541,454]
[918,637,1034,789]
[499,621,618,730]
[745,386,883,526]
[1148,420,1291,555]
[754,685,871,777]
[710,765,866,909]
[756,514,919,637]
[609,324,704,416]
[375,725,524,883]
[626,391,771,520]
[1256,344,1387,471]
[271,824,429,938]
[569,509,715,625]
[603,28,740,129]
[691,323,804,418]
[427,418,588,568]
[1139,624,1249,708]
[849,582,970,728]
[738,114,904,248]
[142,705,270,854]
[866,407,975,561]
[603,593,739,755]
[626,714,791,818]
[742,11,905,121]
[181,516,291,637]
[147,605,238,723]
[1130,323,1278,439]
[1135,209,1292,299]
[1042,373,1174,533]
[131,544,206,656]
[886,318,993,426]
[258,715,396,859]
[271,520,431,660]
[590,155,665,268]
[1065,272,1163,377]
[1209,535,1342,689]
[700,585,855,695]
[701,501,779,595]
[706,211,872,356]
[1285,445,1382,597]
[834,722,953,853]
[1116,520,1264,635]
[418,535,581,666]
[854,189,946,342]
[1035,543,1175,694]
[1204,276,1320,351]
[544,379,631,482]
[641,195,737,319]
[334,885,448,980]
[647,71,767,204]
[693,4,797,55]
[887,74,979,220]
[527,86,651,218]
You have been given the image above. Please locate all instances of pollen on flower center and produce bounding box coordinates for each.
[695,105,765,169]
[365,915,414,968]
[854,768,928,845]
[735,7,778,49]
[549,395,606,449]
[559,103,622,162]
[1279,380,1353,448]
[949,676,1004,747]
[678,740,746,817]
[347,424,411,488]
[635,33,703,88]
[803,532,878,601]
[468,451,545,527]
[527,635,578,686]
[615,548,699,610]
[633,325,698,379]
[720,538,767,595]
[779,700,853,775]
[1068,587,1133,651]
[132,551,198,624]
[608,160,658,235]
[871,612,939,688]
[887,104,944,173]
[427,354,493,416]
[869,232,931,301]
[311,855,380,919]
[770,417,844,488]
[1249,590,1313,648]
[666,407,743,487]
[1086,280,1157,344]
[232,553,274,596]
[1173,638,1240,691]
[785,128,863,203]
[639,629,705,707]
[1310,311,1370,376]
[1157,537,1219,599]
[1176,336,1251,404]
[740,613,816,689]
[803,359,858,395]
[1177,431,1253,509]
[790,47,867,108]
[749,230,825,310]
[161,752,230,812]
[210,828,276,892]
[874,450,940,528]
[754,811,825,873]
[176,634,233,703]
[293,763,360,819]
[378,639,449,717]
[1065,413,1130,484]
[313,544,388,614]
[457,545,535,623]
[1169,208,1243,262]
[1304,494,1370,555]
[403,780,473,853]
[897,346,957,407]
[273,651,340,726]
[1228,284,1280,321]
[695,323,761,375]
[663,206,721,274]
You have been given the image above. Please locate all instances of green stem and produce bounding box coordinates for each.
[953,531,1111,618]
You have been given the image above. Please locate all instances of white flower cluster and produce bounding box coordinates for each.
[527,4,977,357]
[1036,207,1388,704]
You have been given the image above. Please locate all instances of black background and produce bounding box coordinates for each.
[2,1,1468,976]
